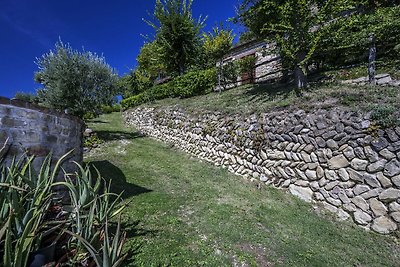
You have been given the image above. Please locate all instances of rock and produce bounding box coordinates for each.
[314,192,325,201]
[379,149,396,160]
[316,166,324,178]
[354,210,372,225]
[351,158,369,171]
[347,169,364,182]
[325,170,338,180]
[328,155,350,169]
[316,137,326,148]
[301,151,311,163]
[310,181,319,191]
[371,216,397,234]
[366,159,387,173]
[327,197,342,207]
[281,179,291,188]
[369,198,388,217]
[339,191,351,204]
[337,209,351,221]
[354,147,366,159]
[379,188,400,202]
[391,212,400,223]
[364,174,381,188]
[383,159,400,177]
[364,146,379,162]
[371,137,389,151]
[389,202,400,212]
[360,188,383,200]
[326,139,338,150]
[325,181,339,191]
[338,168,349,181]
[352,196,369,211]
[322,203,338,214]
[392,175,400,188]
[343,146,355,160]
[305,170,317,180]
[376,172,392,188]
[353,184,370,195]
[343,203,357,213]
[83,128,93,137]
[289,185,313,202]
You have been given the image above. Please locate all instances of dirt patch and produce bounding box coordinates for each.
[235,243,274,267]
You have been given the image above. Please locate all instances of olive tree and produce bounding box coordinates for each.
[35,41,118,118]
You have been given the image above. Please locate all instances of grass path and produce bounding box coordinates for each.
[85,112,399,267]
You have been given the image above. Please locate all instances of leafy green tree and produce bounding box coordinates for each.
[137,40,166,79]
[203,26,235,89]
[118,69,153,99]
[236,0,354,94]
[35,41,118,118]
[146,0,205,75]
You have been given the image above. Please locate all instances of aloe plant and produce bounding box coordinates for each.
[0,151,73,267]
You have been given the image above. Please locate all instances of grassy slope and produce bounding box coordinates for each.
[143,83,400,116]
[86,112,399,267]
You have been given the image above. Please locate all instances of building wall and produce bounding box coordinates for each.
[0,97,84,181]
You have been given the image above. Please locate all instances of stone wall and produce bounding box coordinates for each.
[0,97,84,180]
[124,107,400,234]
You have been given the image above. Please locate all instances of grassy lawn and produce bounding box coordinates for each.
[85,112,400,267]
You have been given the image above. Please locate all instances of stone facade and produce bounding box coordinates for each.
[124,107,400,234]
[0,97,84,180]
[217,40,282,90]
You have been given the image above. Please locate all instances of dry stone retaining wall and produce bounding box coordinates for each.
[124,107,400,234]
[0,97,84,180]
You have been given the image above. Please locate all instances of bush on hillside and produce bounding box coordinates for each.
[121,68,216,109]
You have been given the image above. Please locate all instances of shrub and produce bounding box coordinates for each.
[121,68,216,109]
[101,104,122,114]
[174,68,217,98]
[121,92,149,109]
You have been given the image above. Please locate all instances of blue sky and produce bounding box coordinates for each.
[0,0,242,98]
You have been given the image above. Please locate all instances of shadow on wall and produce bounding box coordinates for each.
[95,131,144,142]
[89,160,152,199]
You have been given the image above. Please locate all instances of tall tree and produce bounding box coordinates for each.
[236,0,354,94]
[35,41,118,118]
[137,40,166,80]
[146,0,205,75]
[203,26,235,90]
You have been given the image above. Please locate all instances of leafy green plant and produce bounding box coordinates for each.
[0,152,71,267]
[121,68,216,109]
[84,134,103,148]
[370,105,399,128]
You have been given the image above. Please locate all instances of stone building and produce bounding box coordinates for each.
[216,39,282,90]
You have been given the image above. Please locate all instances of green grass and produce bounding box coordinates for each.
[85,112,400,267]
[141,82,400,117]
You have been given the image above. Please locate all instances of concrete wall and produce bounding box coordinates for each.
[0,97,84,180]
[125,107,400,234]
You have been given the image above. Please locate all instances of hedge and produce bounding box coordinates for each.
[121,68,216,110]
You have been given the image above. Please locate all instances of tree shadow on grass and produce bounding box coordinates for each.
[89,160,152,199]
[243,82,295,103]
[96,130,144,142]
[88,160,157,266]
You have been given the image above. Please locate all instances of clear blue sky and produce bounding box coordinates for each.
[0,0,242,98]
